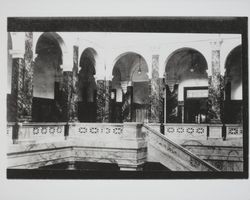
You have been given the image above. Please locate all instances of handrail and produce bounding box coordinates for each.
[143,124,220,171]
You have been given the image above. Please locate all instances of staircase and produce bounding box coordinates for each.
[7,122,220,172]
[143,124,220,171]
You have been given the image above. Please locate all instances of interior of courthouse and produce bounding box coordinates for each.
[6,32,244,173]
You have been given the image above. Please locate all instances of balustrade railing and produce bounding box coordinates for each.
[7,122,243,144]
[164,123,208,139]
[7,123,14,144]
[225,124,243,138]
[147,123,243,140]
[68,123,124,138]
[8,122,66,143]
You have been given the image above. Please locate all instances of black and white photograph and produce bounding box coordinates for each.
[5,17,248,179]
[0,0,250,199]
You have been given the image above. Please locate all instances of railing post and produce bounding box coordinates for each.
[12,122,20,144]
[160,123,165,135]
[207,125,210,139]
[222,124,226,140]
[64,122,69,140]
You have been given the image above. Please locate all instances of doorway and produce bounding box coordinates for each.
[184,87,208,123]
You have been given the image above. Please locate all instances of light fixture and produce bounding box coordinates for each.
[138,55,142,74]
[189,53,195,73]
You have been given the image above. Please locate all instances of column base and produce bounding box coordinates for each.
[119,164,144,171]
[210,119,222,124]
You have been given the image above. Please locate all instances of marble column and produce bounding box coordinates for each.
[165,82,179,123]
[208,40,224,124]
[61,71,73,122]
[110,89,117,122]
[96,80,112,122]
[70,45,79,122]
[122,85,133,122]
[11,32,33,122]
[149,55,161,123]
[159,78,165,123]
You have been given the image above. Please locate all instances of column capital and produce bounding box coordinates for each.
[210,39,223,51]
[150,46,160,54]
[121,81,132,93]
[61,64,73,72]
[9,50,25,59]
[166,79,178,92]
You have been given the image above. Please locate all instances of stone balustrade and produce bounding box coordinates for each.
[7,122,147,170]
[148,123,243,140]
[225,124,243,138]
[164,123,208,140]
[7,122,243,144]
[7,122,66,143]
[68,122,124,139]
[7,122,14,144]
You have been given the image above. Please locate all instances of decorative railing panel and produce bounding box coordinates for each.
[69,123,124,138]
[164,123,208,139]
[226,124,243,138]
[7,123,14,143]
[12,123,65,142]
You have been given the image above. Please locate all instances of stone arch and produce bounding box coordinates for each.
[32,32,66,122]
[164,47,209,123]
[112,51,149,82]
[220,38,242,74]
[111,52,150,123]
[224,45,242,100]
[34,32,67,66]
[79,47,97,74]
[225,45,242,70]
[7,32,13,94]
[165,47,208,74]
[223,45,242,124]
[78,47,98,122]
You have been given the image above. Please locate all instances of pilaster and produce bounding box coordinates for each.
[165,82,179,123]
[208,39,224,124]
[61,71,74,122]
[122,85,133,122]
[70,45,79,122]
[149,54,161,123]
[96,80,112,122]
[10,32,33,122]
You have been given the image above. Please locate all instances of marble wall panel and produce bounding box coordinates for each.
[149,55,161,123]
[208,49,224,124]
[165,84,179,122]
[96,80,111,122]
[122,86,133,122]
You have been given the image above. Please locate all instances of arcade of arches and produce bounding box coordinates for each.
[7,32,243,125]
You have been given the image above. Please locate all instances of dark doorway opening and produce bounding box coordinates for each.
[184,87,208,123]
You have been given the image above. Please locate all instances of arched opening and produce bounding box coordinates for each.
[112,52,149,122]
[7,33,13,122]
[32,32,64,122]
[224,45,242,123]
[78,48,97,122]
[7,33,13,94]
[165,48,208,123]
